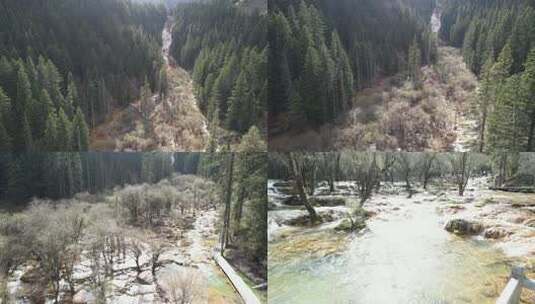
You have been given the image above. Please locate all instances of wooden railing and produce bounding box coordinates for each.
[496,266,535,304]
[213,250,262,304]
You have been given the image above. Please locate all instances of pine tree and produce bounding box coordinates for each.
[15,61,31,115]
[21,114,33,152]
[225,72,248,132]
[0,119,11,151]
[300,45,323,124]
[487,75,524,152]
[522,48,535,151]
[13,62,32,151]
[477,55,494,152]
[158,66,168,98]
[288,87,306,127]
[238,126,266,152]
[72,107,89,151]
[491,42,513,80]
[70,153,83,194]
[64,72,78,117]
[57,109,72,151]
[43,111,59,151]
[408,37,422,83]
[206,108,220,153]
[7,158,27,201]
[35,89,54,138]
[0,88,11,132]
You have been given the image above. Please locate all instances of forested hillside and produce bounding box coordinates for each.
[0,0,167,151]
[440,0,535,152]
[0,151,267,278]
[269,0,437,132]
[170,0,267,139]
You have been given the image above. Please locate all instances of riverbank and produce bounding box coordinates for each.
[2,183,242,304]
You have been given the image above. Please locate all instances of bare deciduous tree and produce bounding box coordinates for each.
[287,152,319,223]
[345,152,382,206]
[129,238,144,274]
[162,269,204,304]
[450,153,474,196]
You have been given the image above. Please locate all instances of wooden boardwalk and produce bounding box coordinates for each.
[497,266,535,304]
[213,252,262,304]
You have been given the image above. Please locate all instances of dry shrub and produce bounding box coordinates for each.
[162,269,205,304]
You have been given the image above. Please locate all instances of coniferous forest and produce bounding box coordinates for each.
[440,0,535,152]
[0,0,167,151]
[0,0,267,152]
[171,0,267,142]
[269,0,535,153]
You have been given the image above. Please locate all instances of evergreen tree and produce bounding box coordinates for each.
[21,114,33,152]
[12,62,32,151]
[226,72,248,132]
[44,112,59,151]
[522,48,535,151]
[72,107,89,151]
[477,55,495,152]
[238,126,266,152]
[70,153,84,194]
[140,77,153,120]
[408,37,422,83]
[57,109,72,151]
[0,120,11,151]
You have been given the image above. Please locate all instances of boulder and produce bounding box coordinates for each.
[20,265,41,283]
[73,290,95,304]
[283,210,341,226]
[483,227,511,239]
[310,196,346,207]
[137,271,153,285]
[444,219,483,235]
[334,217,366,232]
[522,218,535,228]
[281,196,301,206]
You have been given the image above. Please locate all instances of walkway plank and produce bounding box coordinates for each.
[213,252,262,304]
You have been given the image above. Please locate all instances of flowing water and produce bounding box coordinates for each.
[268,182,512,304]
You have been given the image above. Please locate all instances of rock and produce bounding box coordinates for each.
[73,290,95,304]
[310,196,346,207]
[281,196,301,206]
[523,218,535,228]
[20,265,41,283]
[272,182,291,188]
[463,197,475,204]
[444,204,466,214]
[283,210,342,226]
[483,227,511,239]
[272,182,295,195]
[444,219,483,235]
[334,217,366,232]
[137,271,153,285]
[392,207,400,210]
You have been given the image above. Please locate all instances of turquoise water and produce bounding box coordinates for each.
[268,195,510,304]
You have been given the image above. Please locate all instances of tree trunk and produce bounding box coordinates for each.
[479,108,487,152]
[232,186,245,239]
[221,153,234,254]
[527,109,535,152]
[289,154,318,223]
